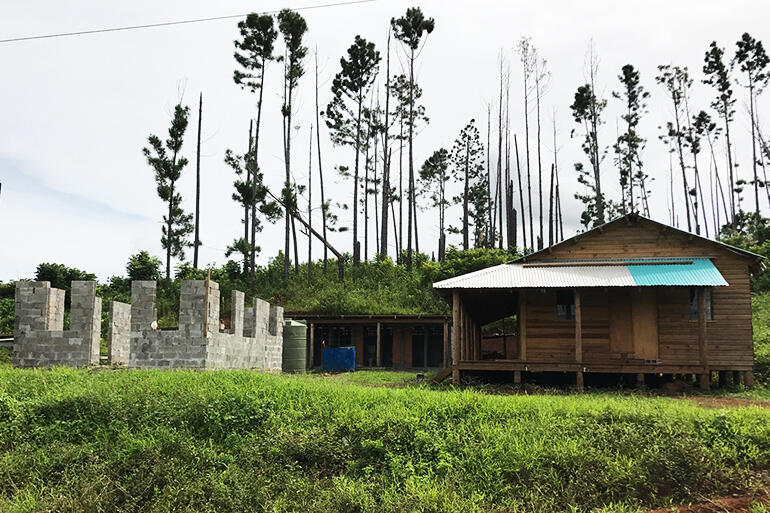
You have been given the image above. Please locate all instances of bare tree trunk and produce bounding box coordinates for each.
[308,124,313,283]
[353,98,363,266]
[406,49,415,271]
[266,188,345,282]
[514,135,527,251]
[722,101,736,224]
[398,118,404,264]
[749,81,759,215]
[252,55,267,278]
[500,68,516,249]
[282,58,291,280]
[379,31,391,260]
[314,49,328,274]
[373,107,380,256]
[463,138,470,250]
[486,103,493,247]
[497,55,504,249]
[535,64,543,249]
[364,99,372,262]
[548,163,554,247]
[193,92,202,269]
[245,121,252,270]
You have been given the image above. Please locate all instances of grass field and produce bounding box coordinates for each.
[1,366,769,513]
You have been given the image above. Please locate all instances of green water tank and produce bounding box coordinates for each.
[282,319,307,373]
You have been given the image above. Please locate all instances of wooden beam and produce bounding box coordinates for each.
[519,290,527,361]
[443,321,449,369]
[574,288,582,364]
[308,322,314,369]
[452,291,460,384]
[423,324,429,367]
[698,287,707,368]
[376,321,382,367]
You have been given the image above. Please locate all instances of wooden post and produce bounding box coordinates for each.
[422,325,429,367]
[576,371,584,392]
[308,322,315,369]
[636,373,645,388]
[513,370,521,385]
[519,290,527,361]
[743,370,755,387]
[452,291,460,384]
[698,372,711,391]
[697,287,709,390]
[376,322,382,367]
[574,289,582,363]
[443,321,449,368]
[732,370,742,386]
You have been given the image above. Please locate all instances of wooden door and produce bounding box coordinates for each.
[608,289,633,354]
[631,288,659,360]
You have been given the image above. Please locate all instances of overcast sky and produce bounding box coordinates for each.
[1,0,768,282]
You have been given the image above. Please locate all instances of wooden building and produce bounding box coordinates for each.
[287,313,450,369]
[434,214,764,389]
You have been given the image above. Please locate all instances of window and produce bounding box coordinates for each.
[689,288,713,321]
[556,290,575,320]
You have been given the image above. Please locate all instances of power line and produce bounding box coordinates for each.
[0,0,376,44]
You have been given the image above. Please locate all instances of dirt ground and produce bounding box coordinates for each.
[686,396,770,409]
[647,494,768,513]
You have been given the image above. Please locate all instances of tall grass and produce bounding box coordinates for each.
[0,367,768,512]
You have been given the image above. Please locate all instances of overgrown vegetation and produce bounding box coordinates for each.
[0,247,516,331]
[0,367,768,513]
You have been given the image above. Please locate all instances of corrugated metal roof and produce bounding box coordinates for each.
[433,258,728,289]
[511,213,765,263]
[628,258,728,286]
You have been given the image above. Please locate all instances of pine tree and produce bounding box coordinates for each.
[277,9,308,280]
[450,120,487,249]
[419,148,450,260]
[391,6,434,271]
[233,13,278,276]
[703,41,737,225]
[142,104,194,279]
[734,32,769,215]
[612,64,649,214]
[325,35,380,266]
[571,49,609,229]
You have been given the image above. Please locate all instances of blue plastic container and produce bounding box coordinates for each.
[322,347,356,373]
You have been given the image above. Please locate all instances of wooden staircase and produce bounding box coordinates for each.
[432,367,452,384]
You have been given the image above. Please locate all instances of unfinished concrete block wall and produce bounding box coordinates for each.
[130,279,284,370]
[13,281,102,367]
[14,279,283,371]
[108,301,131,365]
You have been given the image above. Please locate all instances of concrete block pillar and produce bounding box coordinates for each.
[269,305,283,337]
[180,280,217,337]
[254,298,270,337]
[108,301,131,365]
[70,281,102,365]
[230,290,244,337]
[14,281,54,335]
[243,306,255,338]
[48,288,65,331]
[131,281,157,333]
